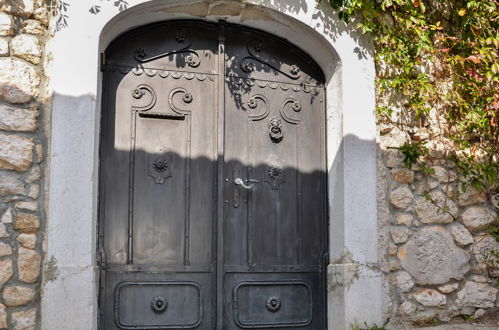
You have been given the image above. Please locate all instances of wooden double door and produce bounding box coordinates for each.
[99,21,327,329]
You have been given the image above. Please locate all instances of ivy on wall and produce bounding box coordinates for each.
[324,0,498,234]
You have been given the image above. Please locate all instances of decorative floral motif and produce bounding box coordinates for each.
[152,159,169,173]
[135,48,146,60]
[267,165,282,180]
[253,40,264,52]
[176,31,186,43]
[132,88,145,99]
[148,154,173,184]
[247,97,258,109]
[151,296,168,313]
[241,61,255,73]
[265,296,281,312]
[290,65,300,76]
[186,55,199,67]
[292,101,302,112]
[182,93,193,104]
[268,118,283,143]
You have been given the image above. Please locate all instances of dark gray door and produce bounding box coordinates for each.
[99,21,327,330]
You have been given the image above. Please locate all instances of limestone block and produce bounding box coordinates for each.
[0,0,36,15]
[472,235,498,277]
[391,227,411,244]
[11,34,42,65]
[412,288,446,307]
[391,168,414,183]
[3,286,36,306]
[449,222,474,246]
[458,187,488,206]
[456,281,497,308]
[33,7,48,26]
[0,13,13,37]
[21,19,44,35]
[0,58,40,103]
[14,213,39,233]
[0,259,13,285]
[0,171,26,196]
[390,185,413,209]
[471,275,488,283]
[25,165,40,183]
[15,201,37,212]
[431,165,457,182]
[12,308,36,330]
[0,224,8,238]
[17,233,36,249]
[0,38,8,56]
[27,184,39,199]
[35,143,42,162]
[384,149,405,168]
[473,308,486,319]
[18,247,40,283]
[0,242,12,257]
[398,301,416,315]
[0,104,39,131]
[0,304,6,329]
[438,282,458,293]
[398,226,470,285]
[414,190,458,224]
[380,126,406,148]
[1,208,12,223]
[461,206,496,232]
[0,133,34,171]
[391,271,414,292]
[395,213,413,226]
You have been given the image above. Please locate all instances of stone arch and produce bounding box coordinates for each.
[43,1,381,329]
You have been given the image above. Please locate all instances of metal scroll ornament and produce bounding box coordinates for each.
[265,296,281,312]
[151,296,168,313]
[268,118,283,143]
[147,154,172,184]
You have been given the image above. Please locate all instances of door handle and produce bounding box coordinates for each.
[234,178,259,190]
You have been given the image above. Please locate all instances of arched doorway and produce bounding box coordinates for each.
[99,20,327,329]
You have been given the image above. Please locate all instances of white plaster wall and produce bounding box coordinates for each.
[43,1,381,329]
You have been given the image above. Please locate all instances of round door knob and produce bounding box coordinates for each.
[151,296,168,313]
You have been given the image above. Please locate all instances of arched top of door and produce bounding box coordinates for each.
[105,20,325,86]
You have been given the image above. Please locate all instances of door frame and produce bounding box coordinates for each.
[43,1,382,329]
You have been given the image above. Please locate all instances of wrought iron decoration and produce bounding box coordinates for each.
[151,296,168,313]
[265,296,282,312]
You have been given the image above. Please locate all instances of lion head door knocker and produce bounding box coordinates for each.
[268,117,283,143]
[147,152,172,184]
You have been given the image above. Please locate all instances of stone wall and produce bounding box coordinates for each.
[0,1,49,329]
[379,125,498,325]
[0,0,497,328]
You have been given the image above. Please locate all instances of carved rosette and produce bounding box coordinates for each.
[147,153,173,184]
[265,164,285,190]
[151,296,168,313]
[265,296,281,312]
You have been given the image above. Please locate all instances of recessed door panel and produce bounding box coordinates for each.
[99,21,326,330]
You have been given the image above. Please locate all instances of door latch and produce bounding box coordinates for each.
[234,178,259,190]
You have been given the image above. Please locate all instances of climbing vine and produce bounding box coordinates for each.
[324,0,498,217]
